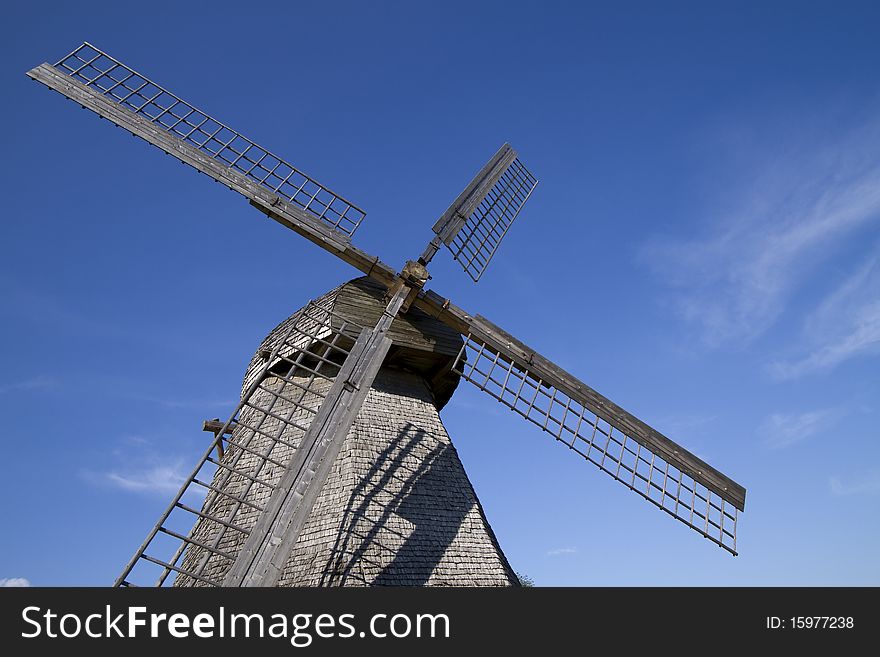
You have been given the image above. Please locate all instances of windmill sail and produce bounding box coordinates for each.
[27,43,365,244]
[446,313,745,555]
[427,143,538,281]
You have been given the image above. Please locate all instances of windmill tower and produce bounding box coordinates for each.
[28,43,746,587]
[179,277,518,587]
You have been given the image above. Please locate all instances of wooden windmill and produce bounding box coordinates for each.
[28,43,746,587]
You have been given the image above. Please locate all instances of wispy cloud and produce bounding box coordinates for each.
[830,469,880,496]
[770,254,880,379]
[0,375,56,395]
[758,409,835,449]
[102,463,187,495]
[0,578,31,587]
[81,436,191,496]
[642,115,880,349]
[546,547,578,556]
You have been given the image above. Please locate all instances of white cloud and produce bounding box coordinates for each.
[102,463,187,496]
[830,470,880,496]
[82,435,197,497]
[0,375,56,394]
[771,255,880,379]
[0,578,31,587]
[758,410,834,449]
[546,547,578,556]
[642,116,880,348]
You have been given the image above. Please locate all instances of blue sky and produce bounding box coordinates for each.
[1,1,878,586]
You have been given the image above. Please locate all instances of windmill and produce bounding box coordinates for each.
[28,43,746,587]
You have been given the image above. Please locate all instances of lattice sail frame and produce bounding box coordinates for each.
[453,334,739,554]
[53,42,365,236]
[434,145,538,282]
[116,297,365,587]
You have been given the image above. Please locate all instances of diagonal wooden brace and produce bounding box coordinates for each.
[223,286,408,586]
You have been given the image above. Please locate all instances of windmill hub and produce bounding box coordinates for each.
[387,260,431,314]
[399,259,430,288]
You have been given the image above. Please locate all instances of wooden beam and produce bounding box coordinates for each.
[202,418,237,459]
[201,419,236,435]
[224,287,408,587]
